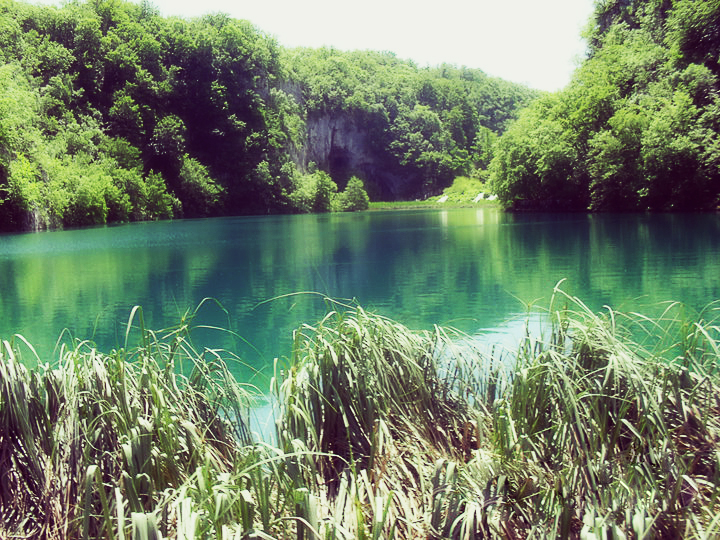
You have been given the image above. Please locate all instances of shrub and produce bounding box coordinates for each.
[338,175,369,211]
[177,156,224,217]
[64,172,110,226]
[142,171,177,220]
[289,170,339,213]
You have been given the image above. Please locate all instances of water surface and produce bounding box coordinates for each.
[1,208,718,384]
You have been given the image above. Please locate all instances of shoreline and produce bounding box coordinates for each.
[367,200,500,211]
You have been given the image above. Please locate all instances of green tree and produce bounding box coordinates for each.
[492,0,720,211]
[667,0,720,74]
[151,115,185,165]
[334,176,369,212]
[289,170,339,213]
[0,0,540,230]
[639,91,711,210]
[491,94,584,209]
[177,156,224,217]
[108,90,143,144]
[142,171,176,220]
[587,106,648,210]
[312,170,337,213]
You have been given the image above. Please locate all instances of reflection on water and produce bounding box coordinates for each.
[0,209,719,386]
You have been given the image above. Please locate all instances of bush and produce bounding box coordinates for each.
[66,174,109,226]
[338,175,369,211]
[142,171,177,220]
[177,156,224,217]
[289,170,339,213]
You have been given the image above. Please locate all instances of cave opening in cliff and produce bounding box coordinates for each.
[328,146,351,189]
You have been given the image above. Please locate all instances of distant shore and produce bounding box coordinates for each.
[368,199,500,210]
[368,176,500,210]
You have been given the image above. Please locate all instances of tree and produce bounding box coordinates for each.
[312,170,337,213]
[0,0,540,231]
[334,176,369,212]
[108,91,143,144]
[142,171,176,220]
[491,94,584,210]
[177,156,224,217]
[492,0,720,212]
[586,106,647,210]
[667,0,720,74]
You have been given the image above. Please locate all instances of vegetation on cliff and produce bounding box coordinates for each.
[490,0,720,211]
[286,48,534,199]
[0,0,535,231]
[1,288,719,538]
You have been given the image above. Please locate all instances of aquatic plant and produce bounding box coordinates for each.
[0,307,254,539]
[1,288,719,538]
[274,288,720,538]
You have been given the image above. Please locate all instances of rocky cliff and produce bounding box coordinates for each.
[298,112,417,200]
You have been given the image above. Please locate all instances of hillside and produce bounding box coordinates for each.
[490,0,720,211]
[0,0,537,231]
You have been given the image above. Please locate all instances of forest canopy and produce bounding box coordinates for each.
[4,0,712,228]
[490,0,720,212]
[0,0,537,231]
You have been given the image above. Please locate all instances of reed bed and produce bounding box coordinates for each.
[1,288,719,539]
[0,307,255,539]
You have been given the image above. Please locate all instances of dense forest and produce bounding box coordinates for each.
[5,0,715,230]
[491,0,720,211]
[0,0,536,231]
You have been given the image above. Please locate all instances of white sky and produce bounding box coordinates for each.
[148,0,597,92]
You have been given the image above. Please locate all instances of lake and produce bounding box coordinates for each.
[1,207,719,386]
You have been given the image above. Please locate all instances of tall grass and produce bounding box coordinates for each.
[0,307,255,539]
[492,287,720,537]
[273,305,484,538]
[1,287,719,538]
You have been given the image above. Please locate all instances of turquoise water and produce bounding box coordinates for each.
[0,208,719,385]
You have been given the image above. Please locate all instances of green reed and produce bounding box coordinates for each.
[1,287,719,538]
[0,306,257,539]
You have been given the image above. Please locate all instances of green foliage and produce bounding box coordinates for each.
[0,59,173,229]
[290,172,370,213]
[491,0,720,211]
[490,94,585,209]
[289,170,338,213]
[586,106,647,210]
[7,155,42,210]
[39,155,132,226]
[151,115,185,160]
[0,0,292,227]
[286,48,537,198]
[0,63,36,156]
[67,173,110,225]
[666,0,720,72]
[336,175,370,212]
[108,90,143,144]
[142,170,177,220]
[177,155,224,217]
[0,0,537,230]
[435,175,489,204]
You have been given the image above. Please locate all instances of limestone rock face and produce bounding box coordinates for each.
[299,112,415,200]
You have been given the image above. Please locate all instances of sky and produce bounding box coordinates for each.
[145,0,597,92]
